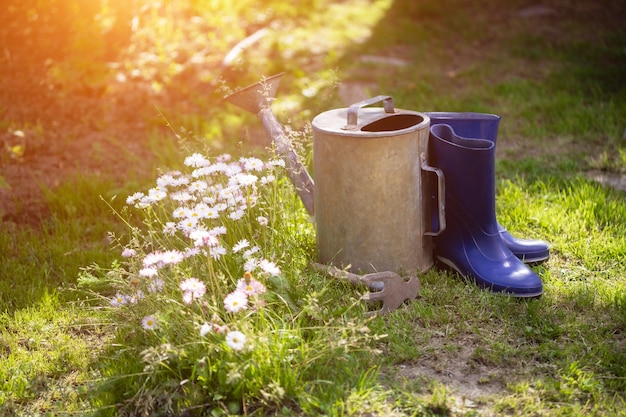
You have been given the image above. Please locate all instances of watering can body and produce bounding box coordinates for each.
[312,96,445,274]
[225,77,444,275]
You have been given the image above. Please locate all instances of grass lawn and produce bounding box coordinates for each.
[1,0,625,415]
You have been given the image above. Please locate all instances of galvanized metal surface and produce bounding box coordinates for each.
[344,95,395,130]
[224,74,315,215]
[226,75,445,277]
[312,102,441,274]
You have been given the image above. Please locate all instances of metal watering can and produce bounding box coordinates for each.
[225,74,445,310]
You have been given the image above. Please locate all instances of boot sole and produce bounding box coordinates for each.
[516,253,550,264]
[435,256,544,299]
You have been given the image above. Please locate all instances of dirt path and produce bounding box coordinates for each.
[0,65,160,226]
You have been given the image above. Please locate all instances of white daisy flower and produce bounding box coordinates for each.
[204,206,220,220]
[236,276,266,296]
[259,259,281,276]
[267,159,285,168]
[142,315,158,330]
[135,199,151,209]
[161,250,184,265]
[188,180,208,193]
[242,246,260,259]
[225,330,246,351]
[163,222,177,236]
[148,277,164,293]
[224,163,242,177]
[260,175,275,185]
[224,291,248,313]
[139,267,158,277]
[189,229,219,247]
[209,245,227,260]
[184,153,209,168]
[184,247,201,258]
[193,202,210,218]
[143,251,165,267]
[177,217,199,234]
[200,323,212,337]
[126,192,145,205]
[217,153,232,162]
[232,239,250,253]
[209,226,227,236]
[191,166,211,178]
[242,157,265,171]
[172,206,188,218]
[170,191,193,202]
[243,257,259,272]
[209,162,229,174]
[231,173,258,187]
[147,187,167,202]
[213,202,228,212]
[110,293,127,307]
[203,195,217,205]
[173,176,190,186]
[156,174,177,188]
[229,209,245,220]
[180,277,207,304]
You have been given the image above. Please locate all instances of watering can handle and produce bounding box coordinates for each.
[421,152,446,236]
[344,95,395,130]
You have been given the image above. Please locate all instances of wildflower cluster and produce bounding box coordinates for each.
[110,152,285,353]
[88,150,382,414]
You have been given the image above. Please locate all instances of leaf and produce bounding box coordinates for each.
[267,275,300,312]
[0,175,10,190]
[10,145,24,158]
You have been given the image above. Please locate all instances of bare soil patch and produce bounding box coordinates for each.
[0,66,161,226]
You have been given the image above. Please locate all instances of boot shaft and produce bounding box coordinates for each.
[426,112,500,144]
[428,124,498,233]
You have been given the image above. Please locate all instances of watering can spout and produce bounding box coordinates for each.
[224,73,316,216]
[224,73,284,114]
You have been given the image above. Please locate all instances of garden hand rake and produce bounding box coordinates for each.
[311,263,420,314]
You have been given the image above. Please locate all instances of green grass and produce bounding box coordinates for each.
[1,184,115,311]
[2,0,626,415]
[0,292,112,415]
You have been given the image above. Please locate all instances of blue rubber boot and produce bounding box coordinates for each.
[428,124,543,297]
[426,112,550,263]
